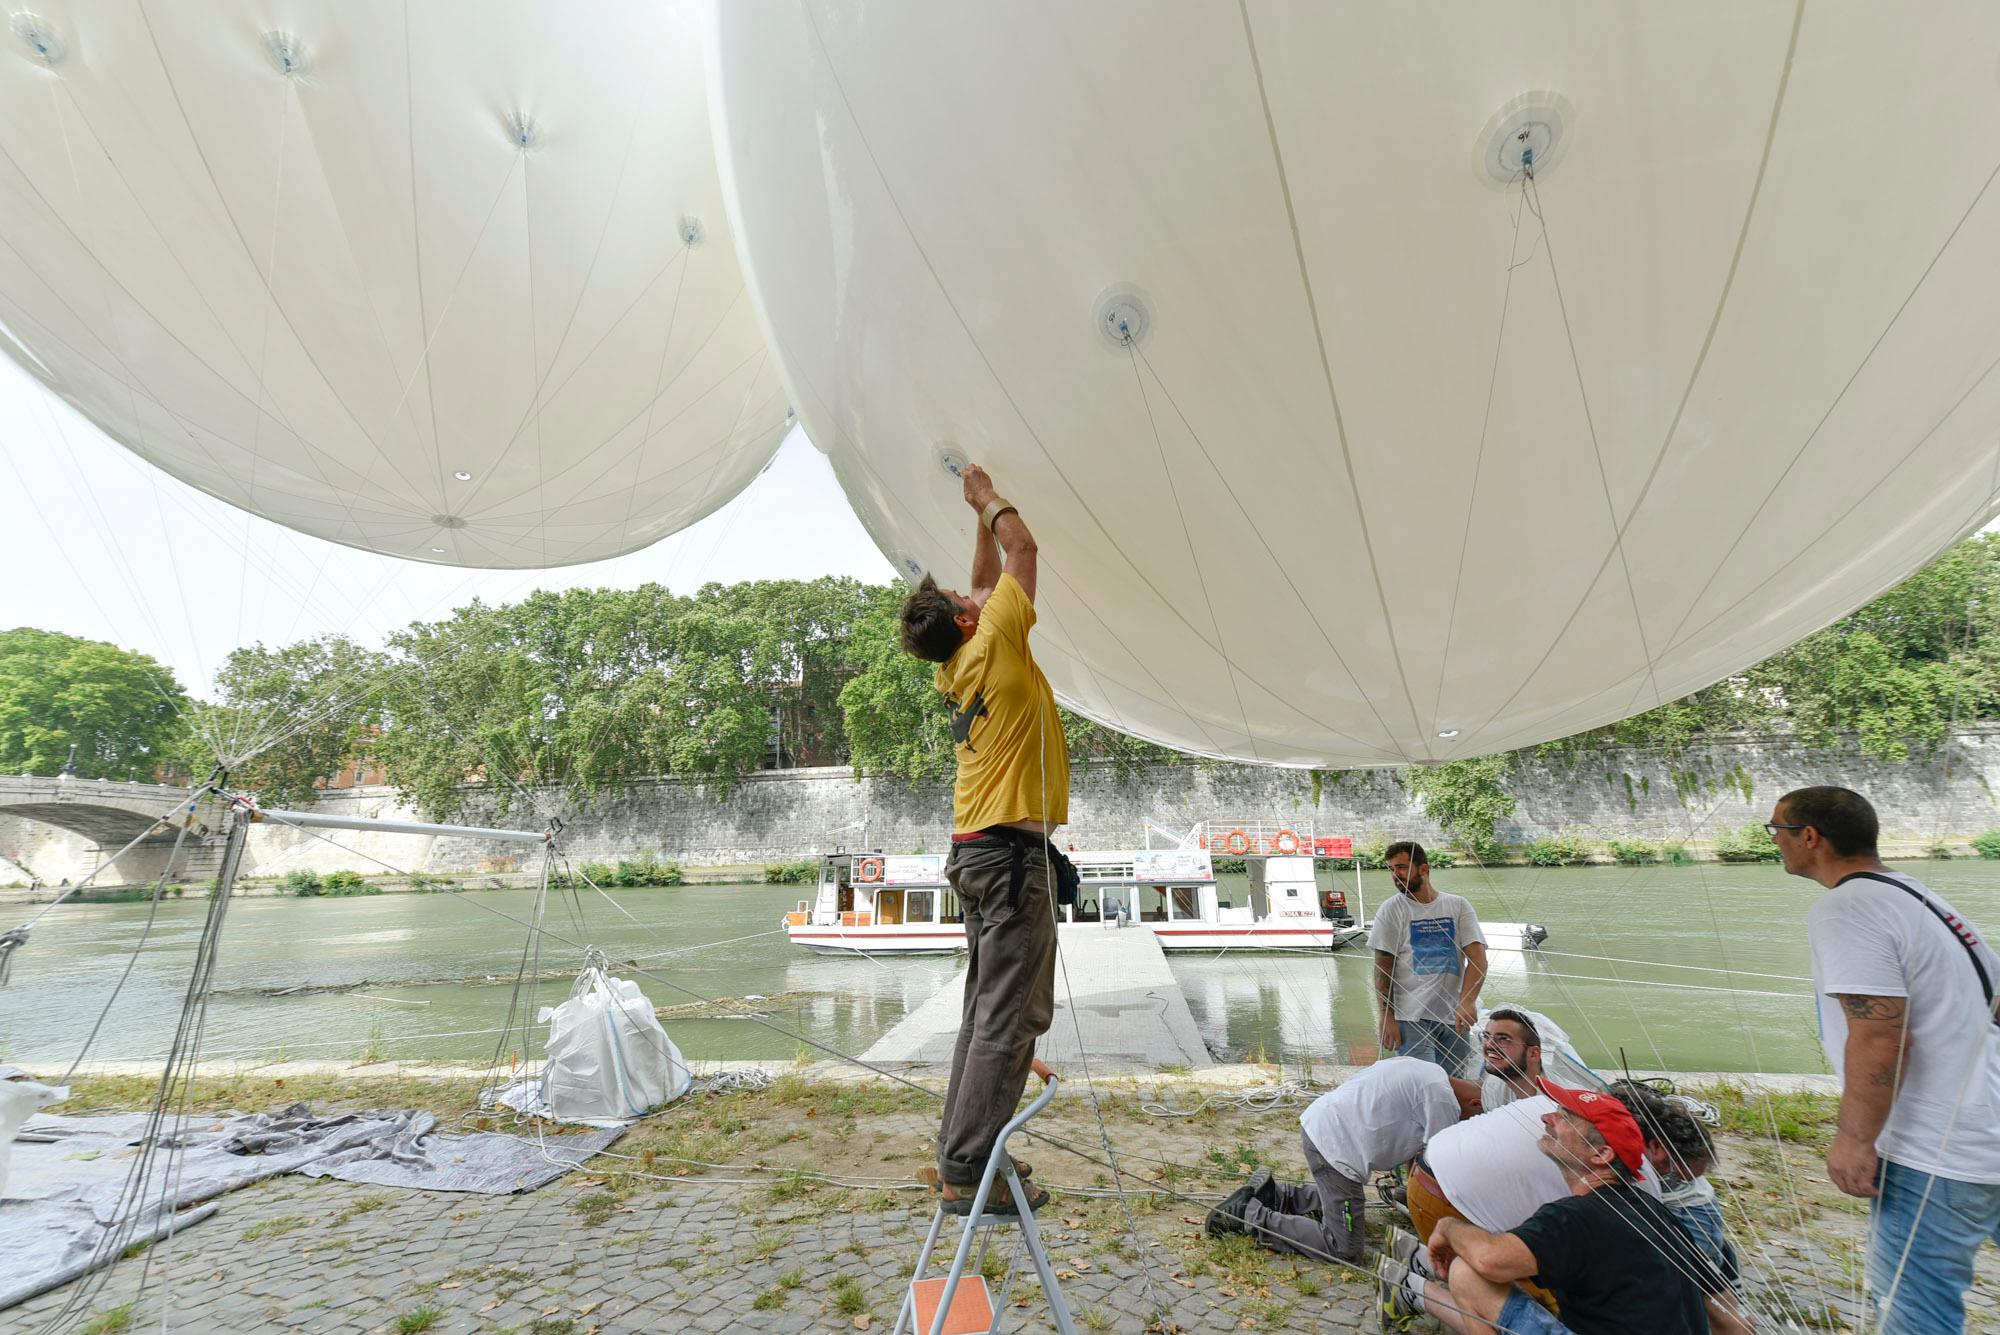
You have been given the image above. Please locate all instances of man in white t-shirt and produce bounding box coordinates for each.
[1205,1056,1481,1263]
[1370,842,1487,1073]
[1477,1007,1544,1111]
[1773,785,2000,1335]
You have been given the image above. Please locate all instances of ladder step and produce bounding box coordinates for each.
[911,1275,994,1334]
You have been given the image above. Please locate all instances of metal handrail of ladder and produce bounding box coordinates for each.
[894,1072,1077,1335]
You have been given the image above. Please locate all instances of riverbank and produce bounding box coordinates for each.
[14,1064,1977,1334]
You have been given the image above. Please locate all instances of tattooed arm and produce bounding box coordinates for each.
[1827,992,1909,1198]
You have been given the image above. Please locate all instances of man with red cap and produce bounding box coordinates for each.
[1380,1080,1747,1335]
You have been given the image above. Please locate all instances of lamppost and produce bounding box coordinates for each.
[57,743,78,778]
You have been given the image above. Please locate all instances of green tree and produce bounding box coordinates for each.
[0,628,187,777]
[1403,755,1517,860]
[839,585,954,782]
[196,635,386,807]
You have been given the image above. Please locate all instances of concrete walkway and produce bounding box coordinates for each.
[861,923,1214,1072]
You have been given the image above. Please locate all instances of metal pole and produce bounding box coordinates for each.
[246,808,548,844]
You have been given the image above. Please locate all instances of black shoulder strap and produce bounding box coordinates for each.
[1837,871,2000,1028]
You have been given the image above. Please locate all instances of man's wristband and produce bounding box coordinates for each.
[979,497,1018,533]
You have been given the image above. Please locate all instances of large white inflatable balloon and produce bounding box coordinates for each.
[712,2,2000,766]
[0,1,788,567]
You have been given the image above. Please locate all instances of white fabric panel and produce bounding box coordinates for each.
[0,1,788,567]
[712,0,2000,765]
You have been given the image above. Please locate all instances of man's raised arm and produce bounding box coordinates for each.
[960,464,1037,603]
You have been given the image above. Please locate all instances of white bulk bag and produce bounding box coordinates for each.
[537,949,689,1124]
[0,1067,69,1199]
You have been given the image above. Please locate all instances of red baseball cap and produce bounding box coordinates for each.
[1538,1079,1646,1175]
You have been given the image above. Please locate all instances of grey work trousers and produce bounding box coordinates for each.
[1240,1130,1365,1263]
[935,835,1058,1186]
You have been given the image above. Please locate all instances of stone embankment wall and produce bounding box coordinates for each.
[8,726,2000,883]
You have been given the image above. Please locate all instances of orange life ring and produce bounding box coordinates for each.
[1222,829,1252,856]
[856,857,884,883]
[1271,829,1301,855]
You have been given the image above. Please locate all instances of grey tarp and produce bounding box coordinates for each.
[1,1107,622,1311]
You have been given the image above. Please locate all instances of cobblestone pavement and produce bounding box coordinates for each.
[17,1166,1999,1333]
[14,1171,1385,1333]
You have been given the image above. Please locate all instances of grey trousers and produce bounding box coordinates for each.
[935,836,1058,1185]
[1240,1130,1365,1263]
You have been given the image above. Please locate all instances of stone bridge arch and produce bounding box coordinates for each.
[0,776,226,885]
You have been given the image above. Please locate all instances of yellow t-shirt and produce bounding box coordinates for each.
[936,573,1069,834]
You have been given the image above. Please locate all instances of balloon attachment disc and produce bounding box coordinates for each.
[11,13,65,65]
[263,31,308,78]
[936,447,969,480]
[1095,287,1152,350]
[1475,92,1572,187]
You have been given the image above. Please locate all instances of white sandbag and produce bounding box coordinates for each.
[535,949,689,1124]
[0,1067,70,1199]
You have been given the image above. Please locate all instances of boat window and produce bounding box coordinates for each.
[1141,885,1169,922]
[906,889,936,923]
[940,889,963,924]
[1170,885,1200,920]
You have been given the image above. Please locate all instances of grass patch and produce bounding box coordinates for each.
[329,1192,395,1226]
[394,1307,444,1333]
[751,1287,786,1311]
[241,1214,308,1241]
[778,1267,804,1290]
[571,1192,619,1227]
[1700,1083,1840,1147]
[80,1305,134,1335]
[749,1227,790,1260]
[831,1273,867,1315]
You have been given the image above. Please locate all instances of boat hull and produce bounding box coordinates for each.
[785,922,1370,954]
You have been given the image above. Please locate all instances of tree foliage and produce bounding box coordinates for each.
[1403,755,1517,860]
[193,635,386,806]
[17,533,2000,822]
[0,628,187,778]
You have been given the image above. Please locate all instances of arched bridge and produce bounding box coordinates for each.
[0,775,228,883]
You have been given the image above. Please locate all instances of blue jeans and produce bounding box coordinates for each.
[1868,1158,2000,1334]
[1666,1196,1739,1284]
[1397,1019,1472,1074]
[1496,1288,1571,1334]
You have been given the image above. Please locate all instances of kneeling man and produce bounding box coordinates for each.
[1207,1055,1480,1263]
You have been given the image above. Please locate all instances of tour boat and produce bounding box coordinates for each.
[781,820,1547,956]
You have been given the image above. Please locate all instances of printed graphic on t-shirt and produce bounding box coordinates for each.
[947,690,989,751]
[1410,918,1461,975]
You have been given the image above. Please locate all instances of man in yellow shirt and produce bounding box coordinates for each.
[901,463,1069,1214]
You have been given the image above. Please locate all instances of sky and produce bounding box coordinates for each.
[0,354,896,696]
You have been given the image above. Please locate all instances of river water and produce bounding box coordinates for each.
[5,863,1997,1076]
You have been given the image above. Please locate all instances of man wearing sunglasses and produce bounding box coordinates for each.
[1771,785,2000,1335]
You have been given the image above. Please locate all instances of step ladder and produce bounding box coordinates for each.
[894,1073,1077,1335]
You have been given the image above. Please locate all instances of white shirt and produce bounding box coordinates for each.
[1369,890,1485,1024]
[1299,1057,1461,1182]
[1481,1073,1533,1111]
[1806,870,2000,1183]
[1425,1095,1662,1232]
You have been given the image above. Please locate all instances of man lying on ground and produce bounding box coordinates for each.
[1388,1082,1748,1335]
[1205,1055,1482,1263]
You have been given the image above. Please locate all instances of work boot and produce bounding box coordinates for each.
[1244,1168,1277,1210]
[1203,1184,1254,1238]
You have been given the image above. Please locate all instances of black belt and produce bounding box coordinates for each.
[956,826,1079,908]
